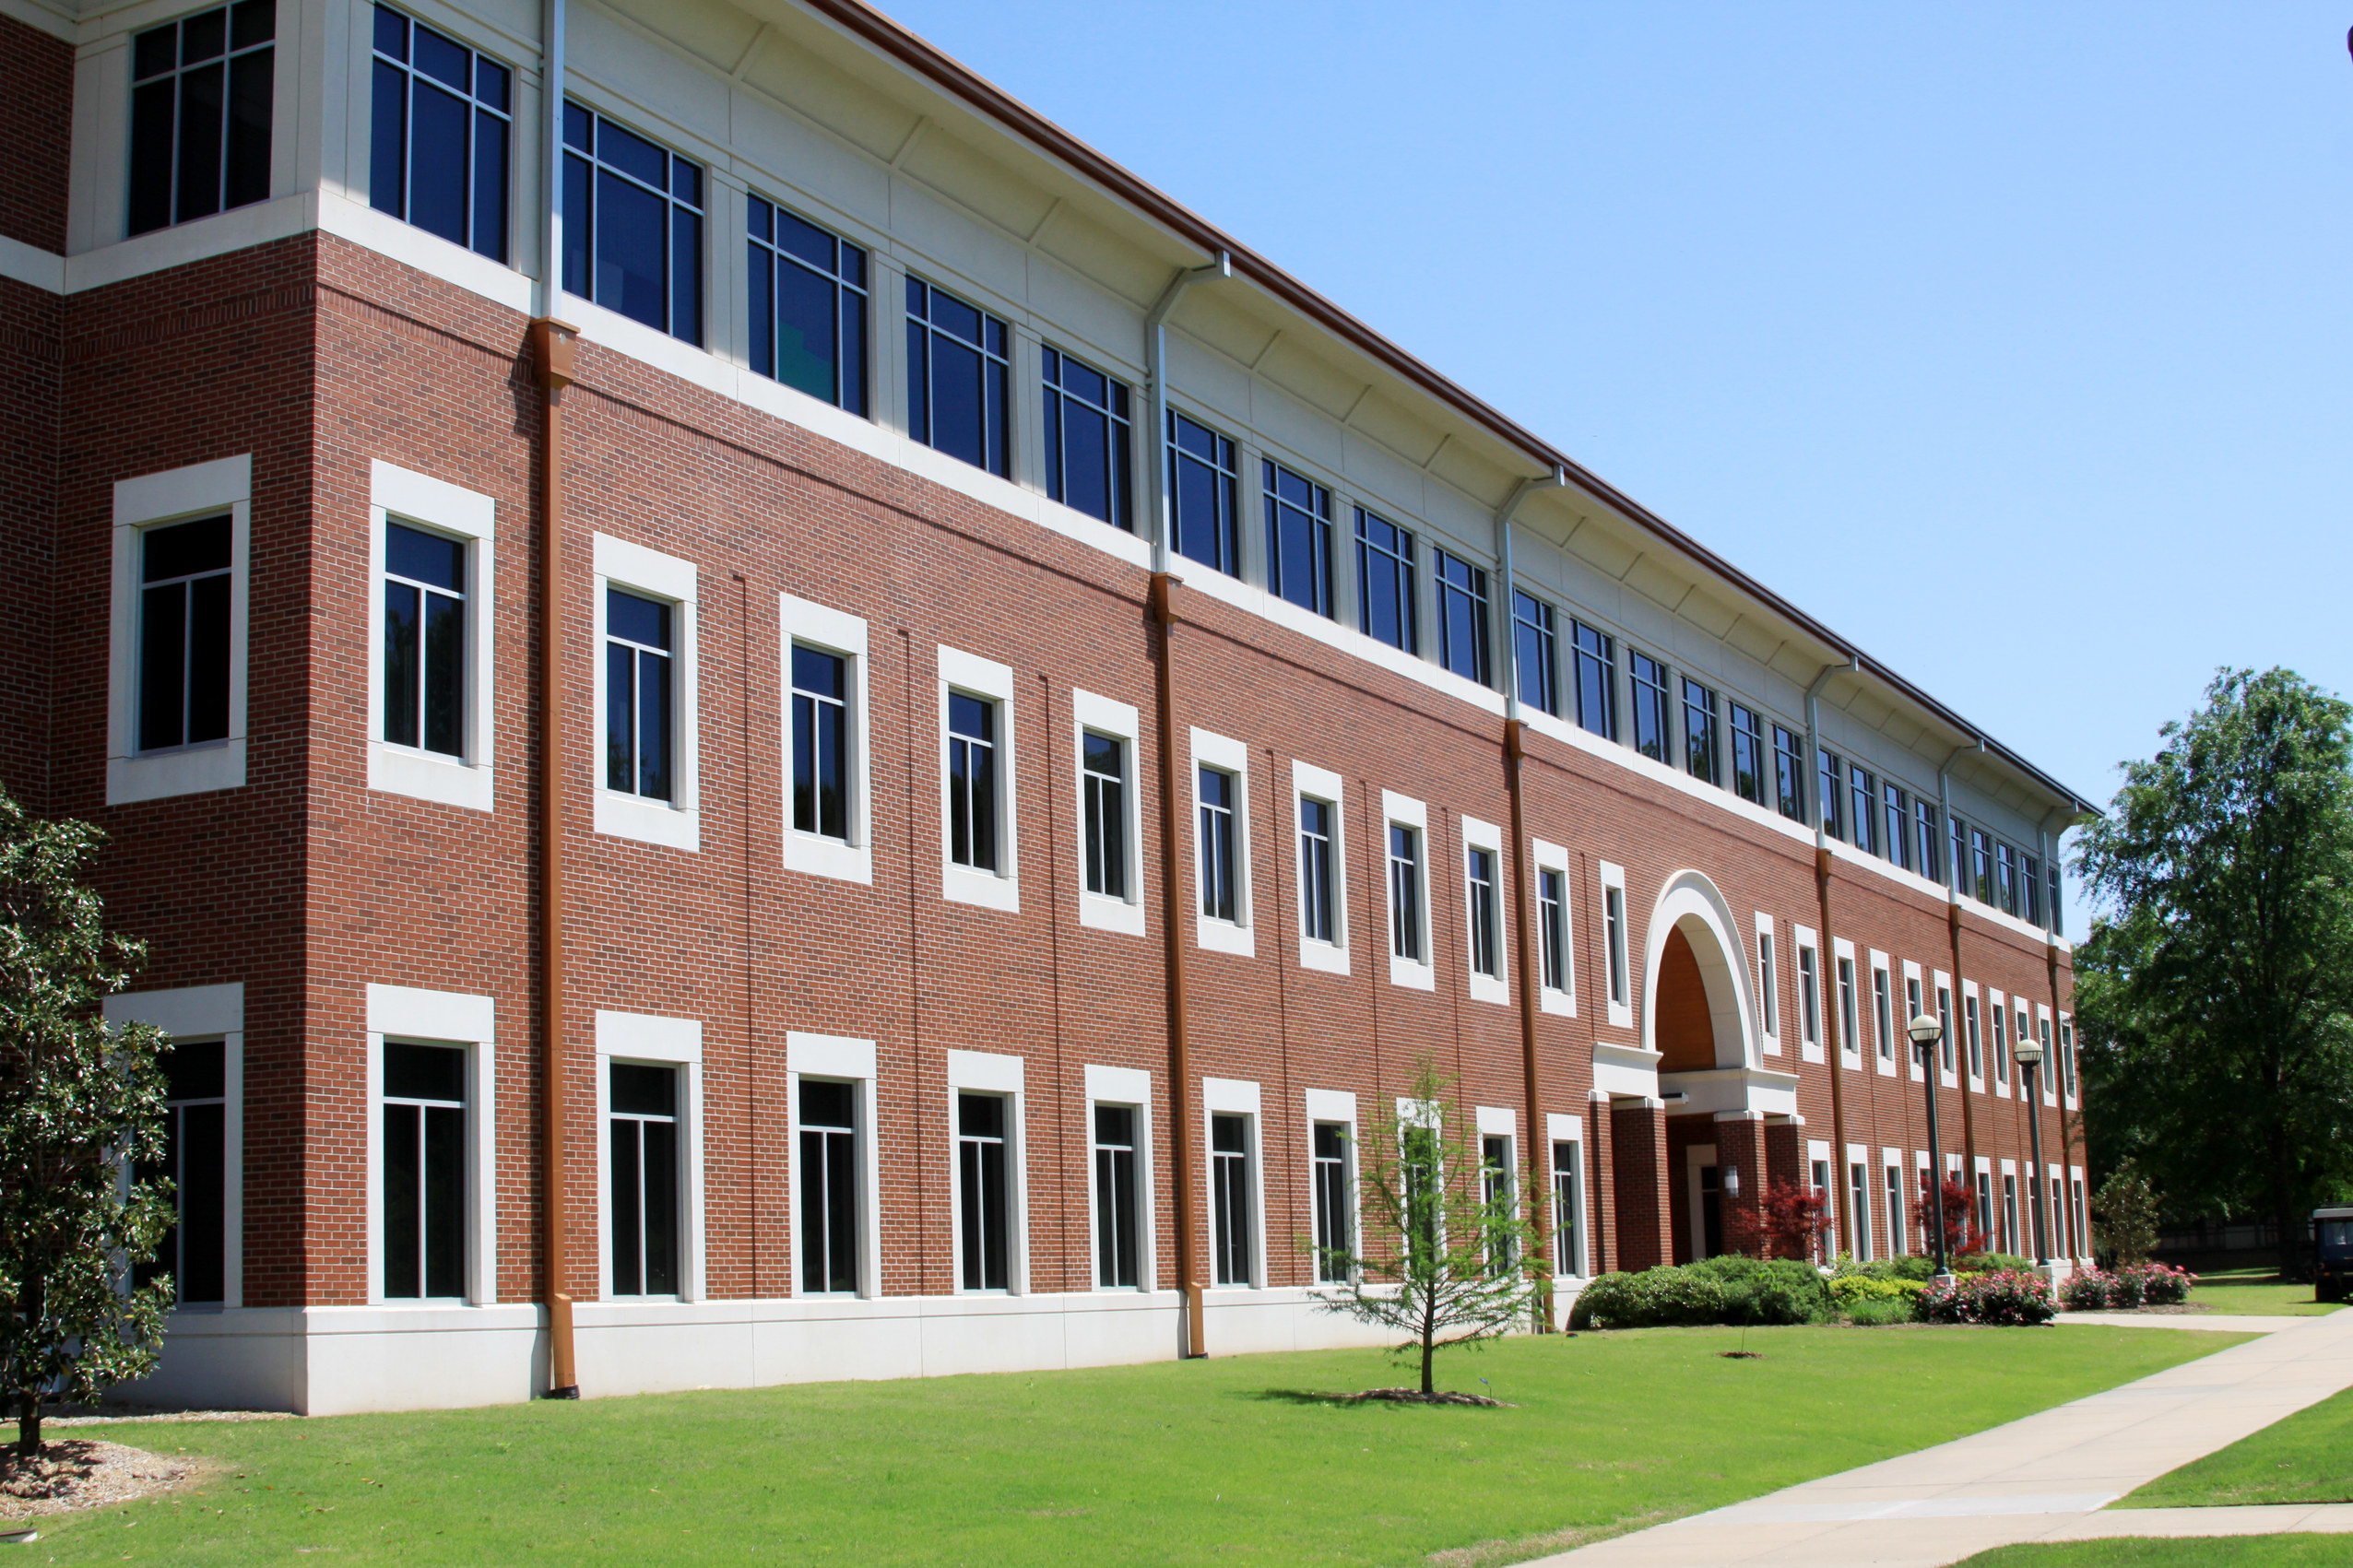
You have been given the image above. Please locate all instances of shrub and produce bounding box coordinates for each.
[1874,1255,1940,1283]
[1957,1252,2035,1274]
[2106,1266,2149,1309]
[1920,1268,2057,1326]
[1845,1294,1919,1326]
[1688,1255,1835,1326]
[1828,1274,1923,1306]
[2060,1267,2112,1311]
[1568,1267,1727,1329]
[2122,1261,2197,1305]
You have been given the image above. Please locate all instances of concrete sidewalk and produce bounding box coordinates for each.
[1532,1309,2353,1567]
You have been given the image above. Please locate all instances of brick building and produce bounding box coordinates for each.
[1,0,2095,1415]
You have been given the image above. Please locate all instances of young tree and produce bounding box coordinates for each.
[2075,668,2353,1278]
[0,790,177,1456]
[1309,1055,1534,1397]
[2090,1161,2162,1267]
[1913,1176,1990,1262]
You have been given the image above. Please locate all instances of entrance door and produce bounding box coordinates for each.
[1699,1164,1723,1257]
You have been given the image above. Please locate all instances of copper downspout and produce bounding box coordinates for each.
[1815,845,1853,1253]
[530,317,579,1398]
[1151,572,1204,1357]
[1503,720,1548,1326]
[1949,902,1977,1176]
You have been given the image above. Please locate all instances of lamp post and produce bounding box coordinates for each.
[2014,1031,2050,1267]
[1908,1012,1954,1279]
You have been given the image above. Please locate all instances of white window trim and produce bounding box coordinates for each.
[1599,859,1633,1030]
[1475,1109,1518,1270]
[363,984,497,1307]
[1084,1063,1156,1291]
[1962,980,1986,1091]
[592,535,699,850]
[1903,960,1926,1080]
[1545,1111,1587,1279]
[1883,1150,1909,1257]
[1794,924,1823,1064]
[1304,1086,1360,1285]
[1073,690,1144,936]
[1531,838,1575,1017]
[1845,1143,1874,1260]
[946,1048,1028,1293]
[940,646,1021,911]
[1753,913,1779,1055]
[2061,1012,2078,1109]
[1293,759,1350,974]
[1191,728,1253,955]
[1385,790,1435,991]
[2038,1004,2059,1105]
[1934,969,1959,1088]
[1833,937,1861,1067]
[108,455,251,805]
[779,592,872,885]
[595,1010,706,1303]
[105,984,244,1311]
[1202,1076,1264,1290]
[787,1032,882,1299]
[1460,816,1510,1005]
[365,461,497,812]
[1988,986,2013,1099]
[1867,950,1894,1078]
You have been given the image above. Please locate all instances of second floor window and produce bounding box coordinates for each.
[1729,702,1765,805]
[1513,592,1557,717]
[1799,945,1821,1046]
[1356,510,1417,654]
[1042,348,1130,528]
[1572,620,1615,740]
[1537,867,1567,992]
[1168,414,1237,575]
[140,514,233,754]
[1299,796,1337,944]
[1082,733,1126,899]
[906,279,1009,477]
[1199,766,1239,923]
[605,588,673,801]
[947,694,999,872]
[370,7,509,262]
[1466,846,1500,978]
[748,197,867,414]
[1605,885,1629,1006]
[790,645,847,840]
[1263,464,1332,617]
[1682,678,1719,784]
[129,0,275,237]
[1434,550,1491,687]
[1628,652,1670,763]
[562,102,703,344]
[384,523,466,758]
[1389,824,1423,961]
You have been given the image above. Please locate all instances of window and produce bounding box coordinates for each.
[2003,1173,2019,1256]
[1810,1159,1834,1261]
[1312,1122,1352,1283]
[1915,798,1942,883]
[1976,1169,1994,1244]
[1965,993,1983,1079]
[1948,813,1969,893]
[1837,953,1860,1060]
[1083,732,1127,899]
[1817,748,1844,840]
[1572,620,1616,740]
[1263,463,1333,617]
[1389,822,1424,963]
[1992,999,2009,1086]
[1604,881,1630,1010]
[128,0,274,236]
[2073,1176,2088,1258]
[370,6,508,261]
[1043,348,1131,528]
[562,102,702,344]
[1849,765,1877,855]
[1168,413,1238,575]
[797,1078,857,1294]
[1513,592,1558,716]
[1627,652,1671,763]
[1996,842,2017,915]
[2023,854,2043,926]
[1971,828,1995,905]
[1537,867,1567,993]
[1906,973,1924,1070]
[1682,678,1719,784]
[1211,1114,1253,1286]
[1199,765,1240,924]
[2039,1016,2055,1099]
[140,513,233,754]
[2050,865,2065,937]
[1466,845,1500,979]
[1873,964,1893,1065]
[1482,1136,1516,1273]
[1774,725,1807,824]
[383,1042,466,1300]
[381,523,467,759]
[956,1092,1011,1291]
[136,1041,227,1304]
[1850,1162,1871,1261]
[1729,703,1766,805]
[905,278,1009,477]
[2061,1020,2076,1097]
[1092,1104,1140,1289]
[1355,510,1418,654]
[792,645,848,841]
[1756,927,1779,1042]
[1886,1164,1907,1256]
[608,1061,680,1297]
[1551,1140,1582,1275]
[1299,796,1337,945]
[1883,782,1910,870]
[949,694,1000,873]
[748,197,867,414]
[604,588,673,801]
[1799,943,1821,1051]
[1434,550,1491,686]
[1936,984,1955,1076]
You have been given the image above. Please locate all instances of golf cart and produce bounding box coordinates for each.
[2314,1207,2353,1303]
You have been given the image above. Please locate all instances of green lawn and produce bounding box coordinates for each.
[2187,1268,2341,1317]
[1,1325,2238,1568]
[1954,1538,2353,1566]
[2113,1385,2353,1509]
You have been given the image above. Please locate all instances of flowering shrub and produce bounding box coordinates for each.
[2129,1262,2197,1305]
[2066,1261,2197,1310]
[2061,1267,2112,1311]
[1919,1268,2057,1326]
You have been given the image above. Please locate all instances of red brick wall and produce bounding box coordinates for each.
[0,14,71,255]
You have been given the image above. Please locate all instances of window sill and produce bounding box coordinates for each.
[1800,1043,1826,1065]
[1388,954,1436,992]
[943,864,1021,913]
[1078,892,1144,936]
[1759,1036,1780,1056]
[108,738,245,806]
[1605,1001,1635,1032]
[1196,917,1254,958]
[1468,973,1510,1008]
[1298,938,1350,976]
[782,830,871,886]
[1539,987,1576,1019]
[596,788,698,851]
[370,741,492,813]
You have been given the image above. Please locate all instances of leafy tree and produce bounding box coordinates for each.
[1912,1175,1989,1263]
[2075,668,2353,1277]
[1309,1055,1534,1396]
[0,789,176,1456]
[2090,1161,2162,1267]
[1727,1177,1832,1261]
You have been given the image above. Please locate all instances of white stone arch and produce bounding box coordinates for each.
[1638,869,1757,1072]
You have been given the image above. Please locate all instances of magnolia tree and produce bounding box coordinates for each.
[1309,1055,1534,1397]
[0,790,176,1456]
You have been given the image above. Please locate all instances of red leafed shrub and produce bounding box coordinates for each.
[1911,1177,1990,1260]
[1728,1178,1835,1261]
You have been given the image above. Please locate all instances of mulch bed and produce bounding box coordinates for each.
[0,1439,195,1523]
[1325,1387,1514,1407]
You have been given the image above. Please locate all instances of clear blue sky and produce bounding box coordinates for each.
[881,1,2353,933]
